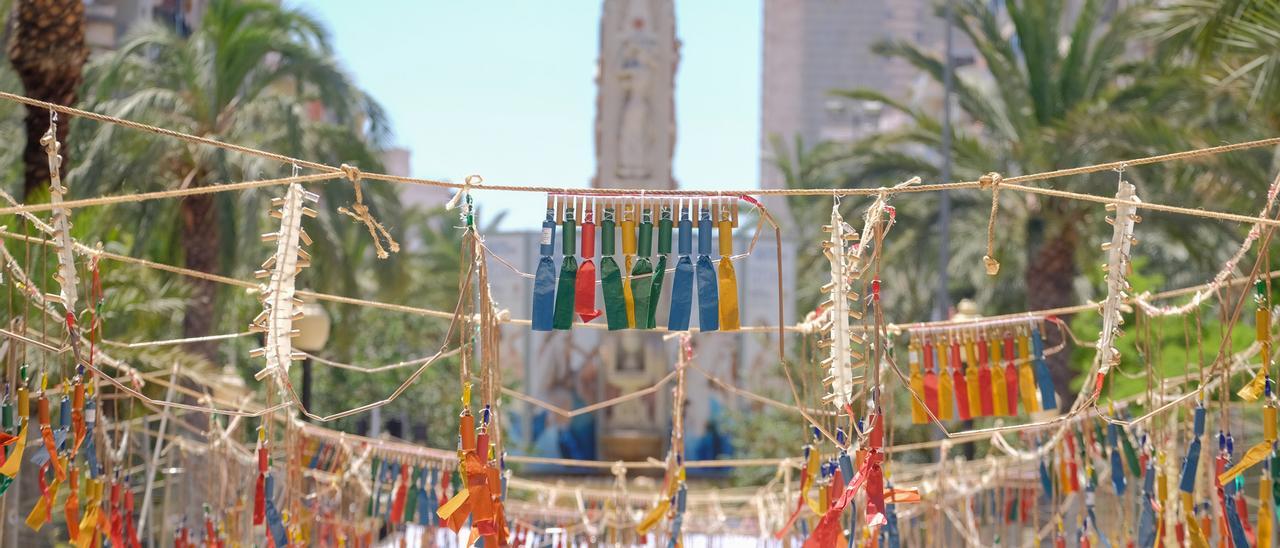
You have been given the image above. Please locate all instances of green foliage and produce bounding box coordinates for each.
[1069,256,1259,402]
[0,0,469,448]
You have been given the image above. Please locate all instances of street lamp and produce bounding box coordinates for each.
[293,299,331,421]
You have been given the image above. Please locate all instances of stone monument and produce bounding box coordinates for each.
[593,0,679,189]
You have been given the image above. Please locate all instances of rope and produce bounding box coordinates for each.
[1002,180,1280,227]
[980,172,1003,275]
[0,90,341,173]
[336,163,399,258]
[1,90,1280,226]
[0,172,341,215]
[0,229,457,320]
[102,331,253,349]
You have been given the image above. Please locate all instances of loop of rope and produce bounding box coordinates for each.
[446,174,483,211]
[336,163,400,259]
[980,171,1003,276]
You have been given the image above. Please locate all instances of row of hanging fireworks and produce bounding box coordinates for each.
[0,119,152,548]
[906,316,1060,423]
[532,194,742,332]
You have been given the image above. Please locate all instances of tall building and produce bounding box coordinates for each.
[760,0,948,189]
[85,0,210,51]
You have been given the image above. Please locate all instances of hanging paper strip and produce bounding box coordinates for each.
[630,204,655,329]
[989,336,1008,416]
[1236,488,1256,547]
[1108,423,1126,495]
[264,474,288,547]
[908,342,926,424]
[71,380,84,453]
[1039,457,1052,500]
[0,402,12,496]
[1017,332,1038,413]
[1137,462,1160,547]
[108,480,122,548]
[552,201,578,330]
[865,413,887,528]
[951,340,971,420]
[0,387,29,479]
[404,466,419,524]
[1241,281,1271,400]
[1219,405,1278,484]
[620,206,638,328]
[1121,424,1142,477]
[532,203,557,331]
[65,464,80,542]
[125,488,141,548]
[25,460,62,530]
[965,339,981,418]
[1031,324,1058,410]
[645,204,671,328]
[1062,435,1079,493]
[1002,334,1019,415]
[668,202,695,331]
[419,469,437,526]
[668,483,687,548]
[575,200,602,322]
[695,204,720,332]
[922,339,939,418]
[390,464,409,525]
[976,336,994,416]
[1225,471,1251,548]
[1084,476,1110,548]
[36,396,65,480]
[255,434,269,526]
[1177,407,1208,548]
[937,342,953,421]
[1183,491,1210,548]
[882,485,901,548]
[600,206,629,330]
[75,479,102,548]
[717,205,740,330]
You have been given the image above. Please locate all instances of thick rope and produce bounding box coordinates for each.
[336,163,399,258]
[980,172,1003,275]
[0,172,341,215]
[1,90,1280,225]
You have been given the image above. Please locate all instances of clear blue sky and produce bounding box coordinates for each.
[302,2,763,230]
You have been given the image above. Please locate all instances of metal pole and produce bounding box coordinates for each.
[934,0,957,322]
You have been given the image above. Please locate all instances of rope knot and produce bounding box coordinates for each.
[336,163,400,259]
[978,171,1003,190]
[981,172,1004,276]
[339,163,362,183]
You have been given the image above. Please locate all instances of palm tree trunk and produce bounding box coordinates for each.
[180,193,220,360]
[7,0,87,199]
[1026,217,1079,410]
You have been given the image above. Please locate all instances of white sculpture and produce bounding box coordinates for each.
[594,0,677,189]
[616,0,658,180]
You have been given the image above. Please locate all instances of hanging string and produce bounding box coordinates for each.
[336,164,399,259]
[980,172,1003,276]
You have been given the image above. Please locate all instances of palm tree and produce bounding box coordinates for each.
[1152,1,1280,122]
[818,0,1269,405]
[6,0,87,199]
[74,0,398,360]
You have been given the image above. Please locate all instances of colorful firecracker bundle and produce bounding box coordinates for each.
[436,387,509,546]
[532,194,741,332]
[906,316,1060,423]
